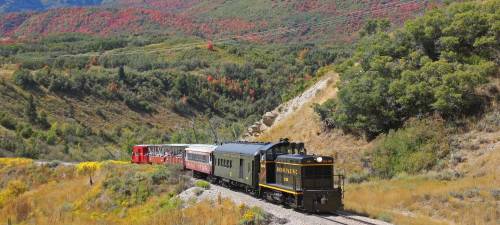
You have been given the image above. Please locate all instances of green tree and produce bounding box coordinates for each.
[38,111,50,129]
[13,69,36,88]
[317,0,498,137]
[118,65,126,81]
[360,19,391,37]
[24,95,37,124]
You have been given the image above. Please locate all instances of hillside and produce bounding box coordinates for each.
[0,0,431,43]
[0,33,353,160]
[249,70,372,173]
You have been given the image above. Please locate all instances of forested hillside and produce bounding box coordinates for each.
[0,0,431,43]
[314,0,499,177]
[0,32,348,160]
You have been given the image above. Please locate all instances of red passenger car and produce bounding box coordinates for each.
[131,145,149,164]
[131,144,189,166]
[185,144,216,177]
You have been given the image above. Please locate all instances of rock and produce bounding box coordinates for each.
[249,124,260,133]
[262,111,278,126]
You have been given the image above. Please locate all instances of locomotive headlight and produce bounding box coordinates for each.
[316,157,323,163]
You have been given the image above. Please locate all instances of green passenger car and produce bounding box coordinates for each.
[213,142,268,189]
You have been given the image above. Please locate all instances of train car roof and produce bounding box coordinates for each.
[135,144,190,147]
[215,142,278,156]
[186,144,217,153]
[276,154,333,163]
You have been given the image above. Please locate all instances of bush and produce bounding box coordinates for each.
[17,125,33,139]
[194,180,210,189]
[371,118,450,178]
[0,114,17,130]
[476,110,500,132]
[348,172,369,184]
[377,212,393,223]
[13,69,36,88]
[240,206,268,225]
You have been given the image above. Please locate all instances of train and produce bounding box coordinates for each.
[131,140,344,213]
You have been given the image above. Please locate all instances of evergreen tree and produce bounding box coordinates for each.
[118,65,126,81]
[38,111,50,129]
[24,95,37,124]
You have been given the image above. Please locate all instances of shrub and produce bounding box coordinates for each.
[348,172,369,184]
[490,189,500,200]
[371,118,450,178]
[377,212,393,223]
[194,180,210,189]
[13,69,36,88]
[76,162,102,185]
[37,111,50,129]
[0,114,17,130]
[240,206,268,225]
[193,187,204,196]
[0,180,28,207]
[475,110,500,132]
[17,125,33,139]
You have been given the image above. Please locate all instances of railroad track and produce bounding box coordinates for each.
[182,179,393,225]
[315,211,391,225]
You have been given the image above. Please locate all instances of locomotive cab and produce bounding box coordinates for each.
[258,140,344,213]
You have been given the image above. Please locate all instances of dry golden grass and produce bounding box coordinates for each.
[345,145,500,225]
[142,199,243,225]
[255,71,371,172]
[0,161,255,225]
[0,64,16,80]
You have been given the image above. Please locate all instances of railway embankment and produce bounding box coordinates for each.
[180,180,392,225]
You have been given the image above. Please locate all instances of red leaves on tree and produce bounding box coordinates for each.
[207,41,214,51]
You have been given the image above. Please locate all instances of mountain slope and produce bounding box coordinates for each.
[0,0,432,43]
[0,0,103,13]
[249,70,371,173]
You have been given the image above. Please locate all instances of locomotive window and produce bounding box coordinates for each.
[304,166,332,177]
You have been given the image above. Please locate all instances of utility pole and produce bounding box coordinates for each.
[206,115,219,144]
[191,118,198,143]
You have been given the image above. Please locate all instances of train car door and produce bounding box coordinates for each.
[239,158,244,179]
